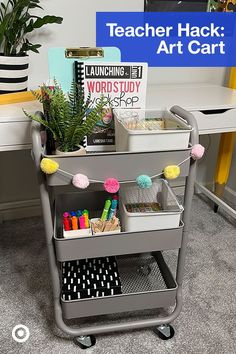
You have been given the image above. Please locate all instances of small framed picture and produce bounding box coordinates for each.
[144,0,208,12]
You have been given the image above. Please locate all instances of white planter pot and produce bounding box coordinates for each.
[0,55,29,94]
[55,145,86,157]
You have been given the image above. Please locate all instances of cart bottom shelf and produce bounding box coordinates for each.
[61,252,177,319]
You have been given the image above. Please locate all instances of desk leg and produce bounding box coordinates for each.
[195,181,236,219]
[214,132,236,212]
[213,66,236,213]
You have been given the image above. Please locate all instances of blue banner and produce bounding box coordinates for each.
[96,12,236,67]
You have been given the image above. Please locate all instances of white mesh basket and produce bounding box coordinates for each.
[120,179,183,232]
[114,108,192,152]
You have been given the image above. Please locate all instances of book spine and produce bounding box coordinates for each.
[74,61,87,148]
[74,61,84,87]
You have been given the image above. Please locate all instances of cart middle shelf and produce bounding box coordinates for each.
[54,191,184,262]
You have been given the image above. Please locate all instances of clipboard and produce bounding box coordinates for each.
[48,47,121,92]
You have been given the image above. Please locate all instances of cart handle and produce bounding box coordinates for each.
[31,113,44,170]
[170,105,199,146]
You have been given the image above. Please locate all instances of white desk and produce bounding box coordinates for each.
[0,101,41,152]
[1,84,236,150]
[147,83,236,134]
[147,83,236,218]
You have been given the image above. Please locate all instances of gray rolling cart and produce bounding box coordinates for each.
[31,105,198,349]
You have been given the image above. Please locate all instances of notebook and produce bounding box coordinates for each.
[74,61,148,151]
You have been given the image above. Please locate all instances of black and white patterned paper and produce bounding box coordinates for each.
[61,257,122,301]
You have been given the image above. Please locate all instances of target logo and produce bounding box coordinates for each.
[12,325,30,343]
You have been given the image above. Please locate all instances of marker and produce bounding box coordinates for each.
[77,210,83,217]
[108,198,118,220]
[71,216,78,230]
[79,215,86,229]
[71,211,76,217]
[101,199,112,221]
[83,210,89,228]
[63,215,71,231]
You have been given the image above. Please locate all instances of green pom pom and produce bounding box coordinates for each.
[136,175,152,189]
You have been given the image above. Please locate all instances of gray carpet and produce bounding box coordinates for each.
[0,195,236,354]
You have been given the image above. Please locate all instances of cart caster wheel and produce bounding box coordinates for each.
[154,324,175,341]
[73,335,96,349]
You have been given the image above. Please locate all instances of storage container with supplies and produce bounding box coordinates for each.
[114,108,192,152]
[120,179,183,232]
[54,191,184,262]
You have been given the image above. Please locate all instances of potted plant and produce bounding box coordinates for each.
[0,0,63,94]
[24,82,108,156]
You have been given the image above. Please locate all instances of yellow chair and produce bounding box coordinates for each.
[214,67,236,211]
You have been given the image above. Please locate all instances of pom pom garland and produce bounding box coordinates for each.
[50,155,192,186]
[136,175,152,189]
[72,174,90,189]
[191,144,205,160]
[164,165,180,180]
[40,158,59,175]
[104,178,120,193]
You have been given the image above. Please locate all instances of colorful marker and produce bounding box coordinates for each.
[101,199,112,221]
[71,216,78,230]
[77,210,83,217]
[63,215,71,231]
[108,198,118,220]
[79,215,86,229]
[83,210,90,228]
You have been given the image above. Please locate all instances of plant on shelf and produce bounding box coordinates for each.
[0,0,63,94]
[24,82,108,155]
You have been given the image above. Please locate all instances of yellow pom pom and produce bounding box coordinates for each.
[40,158,59,175]
[164,165,180,180]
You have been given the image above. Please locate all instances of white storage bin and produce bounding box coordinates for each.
[63,227,92,239]
[120,179,183,232]
[114,108,192,152]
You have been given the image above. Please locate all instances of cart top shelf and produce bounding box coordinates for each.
[43,148,191,186]
[31,105,198,187]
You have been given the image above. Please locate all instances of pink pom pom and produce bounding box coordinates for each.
[72,174,90,189]
[104,178,120,193]
[191,144,205,160]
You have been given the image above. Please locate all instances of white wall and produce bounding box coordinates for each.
[28,0,144,88]
[1,0,235,219]
[28,0,227,88]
